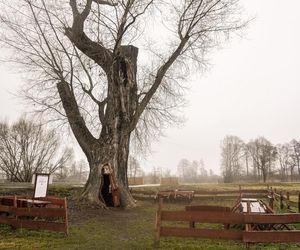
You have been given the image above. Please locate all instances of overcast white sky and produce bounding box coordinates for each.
[1,0,300,175]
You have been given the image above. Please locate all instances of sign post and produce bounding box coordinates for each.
[33,173,50,198]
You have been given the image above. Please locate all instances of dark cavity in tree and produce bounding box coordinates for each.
[100,173,114,207]
[118,55,128,86]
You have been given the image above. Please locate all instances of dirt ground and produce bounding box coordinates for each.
[67,197,149,225]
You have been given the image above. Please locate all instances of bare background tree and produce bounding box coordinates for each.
[177,158,193,182]
[177,158,212,183]
[219,135,300,183]
[220,135,244,183]
[0,0,245,206]
[247,137,277,183]
[0,117,72,182]
[128,155,143,180]
[277,143,293,182]
[289,139,300,177]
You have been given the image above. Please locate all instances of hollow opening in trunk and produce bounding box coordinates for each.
[100,173,114,207]
[99,164,121,207]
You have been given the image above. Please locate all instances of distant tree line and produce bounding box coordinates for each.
[177,158,217,183]
[220,135,300,183]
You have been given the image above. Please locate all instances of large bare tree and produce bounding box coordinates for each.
[0,0,245,206]
[0,117,72,182]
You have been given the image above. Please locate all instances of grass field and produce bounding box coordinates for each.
[1,183,300,249]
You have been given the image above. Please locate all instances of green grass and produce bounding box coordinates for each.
[1,183,300,249]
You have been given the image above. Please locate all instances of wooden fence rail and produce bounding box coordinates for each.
[132,187,270,201]
[155,198,300,246]
[0,196,68,234]
[267,187,300,213]
[131,186,300,212]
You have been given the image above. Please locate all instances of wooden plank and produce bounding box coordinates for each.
[0,196,26,200]
[174,191,194,199]
[0,204,10,213]
[0,216,13,226]
[160,227,243,240]
[64,198,69,235]
[161,211,244,224]
[194,194,266,200]
[38,197,65,206]
[9,207,65,218]
[259,200,274,213]
[0,197,13,206]
[194,189,267,195]
[288,200,298,207]
[186,205,231,212]
[243,231,300,243]
[245,214,300,224]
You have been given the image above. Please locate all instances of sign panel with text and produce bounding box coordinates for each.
[34,173,49,198]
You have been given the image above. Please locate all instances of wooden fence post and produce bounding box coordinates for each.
[286,192,290,210]
[298,192,300,213]
[13,195,18,208]
[280,191,284,210]
[239,185,242,198]
[154,198,163,247]
[269,190,274,210]
[64,197,69,235]
[13,195,18,227]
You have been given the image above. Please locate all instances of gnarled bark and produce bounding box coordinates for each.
[57,44,139,207]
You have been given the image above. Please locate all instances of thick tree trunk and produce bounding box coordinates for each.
[80,132,136,208]
[262,168,267,183]
[78,45,138,208]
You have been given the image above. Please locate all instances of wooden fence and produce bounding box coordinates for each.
[131,186,300,212]
[267,187,300,213]
[132,187,269,201]
[131,188,269,201]
[155,198,300,246]
[0,196,68,234]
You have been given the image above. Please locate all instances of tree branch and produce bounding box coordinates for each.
[57,80,97,156]
[66,0,113,74]
[131,36,189,130]
[93,0,117,6]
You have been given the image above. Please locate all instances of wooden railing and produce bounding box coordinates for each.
[155,198,300,246]
[132,187,269,201]
[131,186,300,213]
[267,187,300,213]
[0,195,68,234]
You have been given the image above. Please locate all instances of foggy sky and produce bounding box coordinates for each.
[1,0,300,175]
